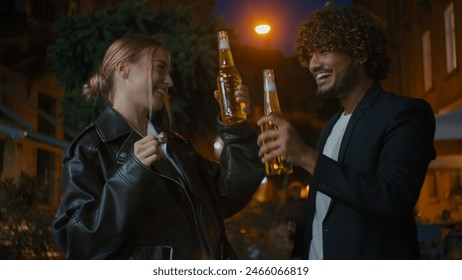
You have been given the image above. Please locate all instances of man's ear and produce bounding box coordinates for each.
[116,60,129,79]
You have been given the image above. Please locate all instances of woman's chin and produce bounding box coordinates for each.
[151,104,163,112]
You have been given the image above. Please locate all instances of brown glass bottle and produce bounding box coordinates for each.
[261,69,293,176]
[216,31,247,124]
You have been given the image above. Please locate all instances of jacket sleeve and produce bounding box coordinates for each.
[51,150,161,259]
[209,121,265,217]
[311,99,436,221]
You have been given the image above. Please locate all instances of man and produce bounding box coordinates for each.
[257,4,436,259]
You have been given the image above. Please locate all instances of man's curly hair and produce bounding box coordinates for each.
[294,4,391,81]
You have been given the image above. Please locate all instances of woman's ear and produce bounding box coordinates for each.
[116,60,129,79]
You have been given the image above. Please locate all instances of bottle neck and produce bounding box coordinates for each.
[263,70,282,114]
[264,89,282,115]
[218,45,235,67]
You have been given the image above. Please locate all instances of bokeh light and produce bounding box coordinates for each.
[255,24,271,35]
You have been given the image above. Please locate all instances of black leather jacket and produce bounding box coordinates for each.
[51,107,265,259]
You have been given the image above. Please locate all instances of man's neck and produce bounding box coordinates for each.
[339,79,375,114]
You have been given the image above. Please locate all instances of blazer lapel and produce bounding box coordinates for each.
[337,111,363,163]
[323,83,382,217]
[316,112,341,152]
[337,83,382,163]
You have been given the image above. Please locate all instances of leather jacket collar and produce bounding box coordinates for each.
[94,107,139,142]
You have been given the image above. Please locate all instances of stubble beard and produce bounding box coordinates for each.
[316,61,360,99]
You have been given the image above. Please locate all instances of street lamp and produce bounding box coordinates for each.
[255,24,271,35]
[254,23,271,48]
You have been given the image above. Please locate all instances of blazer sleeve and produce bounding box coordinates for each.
[311,98,436,221]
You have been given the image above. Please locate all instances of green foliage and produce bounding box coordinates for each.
[0,173,61,259]
[50,0,226,137]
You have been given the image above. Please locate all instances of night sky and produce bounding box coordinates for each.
[214,0,352,56]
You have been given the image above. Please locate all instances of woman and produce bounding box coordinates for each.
[51,34,265,259]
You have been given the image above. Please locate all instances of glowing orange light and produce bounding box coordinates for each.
[255,24,271,35]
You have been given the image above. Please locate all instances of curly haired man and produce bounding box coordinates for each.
[257,4,436,259]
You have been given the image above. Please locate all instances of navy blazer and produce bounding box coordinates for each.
[304,83,436,259]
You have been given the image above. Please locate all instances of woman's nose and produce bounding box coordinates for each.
[164,73,174,87]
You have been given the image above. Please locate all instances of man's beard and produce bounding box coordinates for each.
[316,61,360,99]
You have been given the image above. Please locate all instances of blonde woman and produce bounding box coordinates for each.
[52,34,264,260]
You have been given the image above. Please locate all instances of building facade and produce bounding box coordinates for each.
[353,0,462,224]
[0,0,69,209]
[0,0,217,211]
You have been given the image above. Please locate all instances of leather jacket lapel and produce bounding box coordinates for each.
[164,133,198,195]
[151,157,185,187]
[150,123,196,193]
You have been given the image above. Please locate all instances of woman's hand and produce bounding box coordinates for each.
[214,84,251,115]
[134,135,163,167]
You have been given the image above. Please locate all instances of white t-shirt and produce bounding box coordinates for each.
[309,112,351,260]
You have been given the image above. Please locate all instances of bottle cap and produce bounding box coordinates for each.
[217,31,230,50]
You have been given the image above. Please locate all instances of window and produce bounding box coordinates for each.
[422,30,433,92]
[444,2,457,73]
[37,93,56,135]
[37,149,55,204]
[37,93,56,204]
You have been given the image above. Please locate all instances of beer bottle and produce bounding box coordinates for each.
[216,31,247,124]
[261,69,293,176]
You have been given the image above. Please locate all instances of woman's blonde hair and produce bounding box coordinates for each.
[83,34,167,103]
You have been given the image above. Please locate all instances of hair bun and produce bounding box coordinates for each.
[83,72,110,100]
